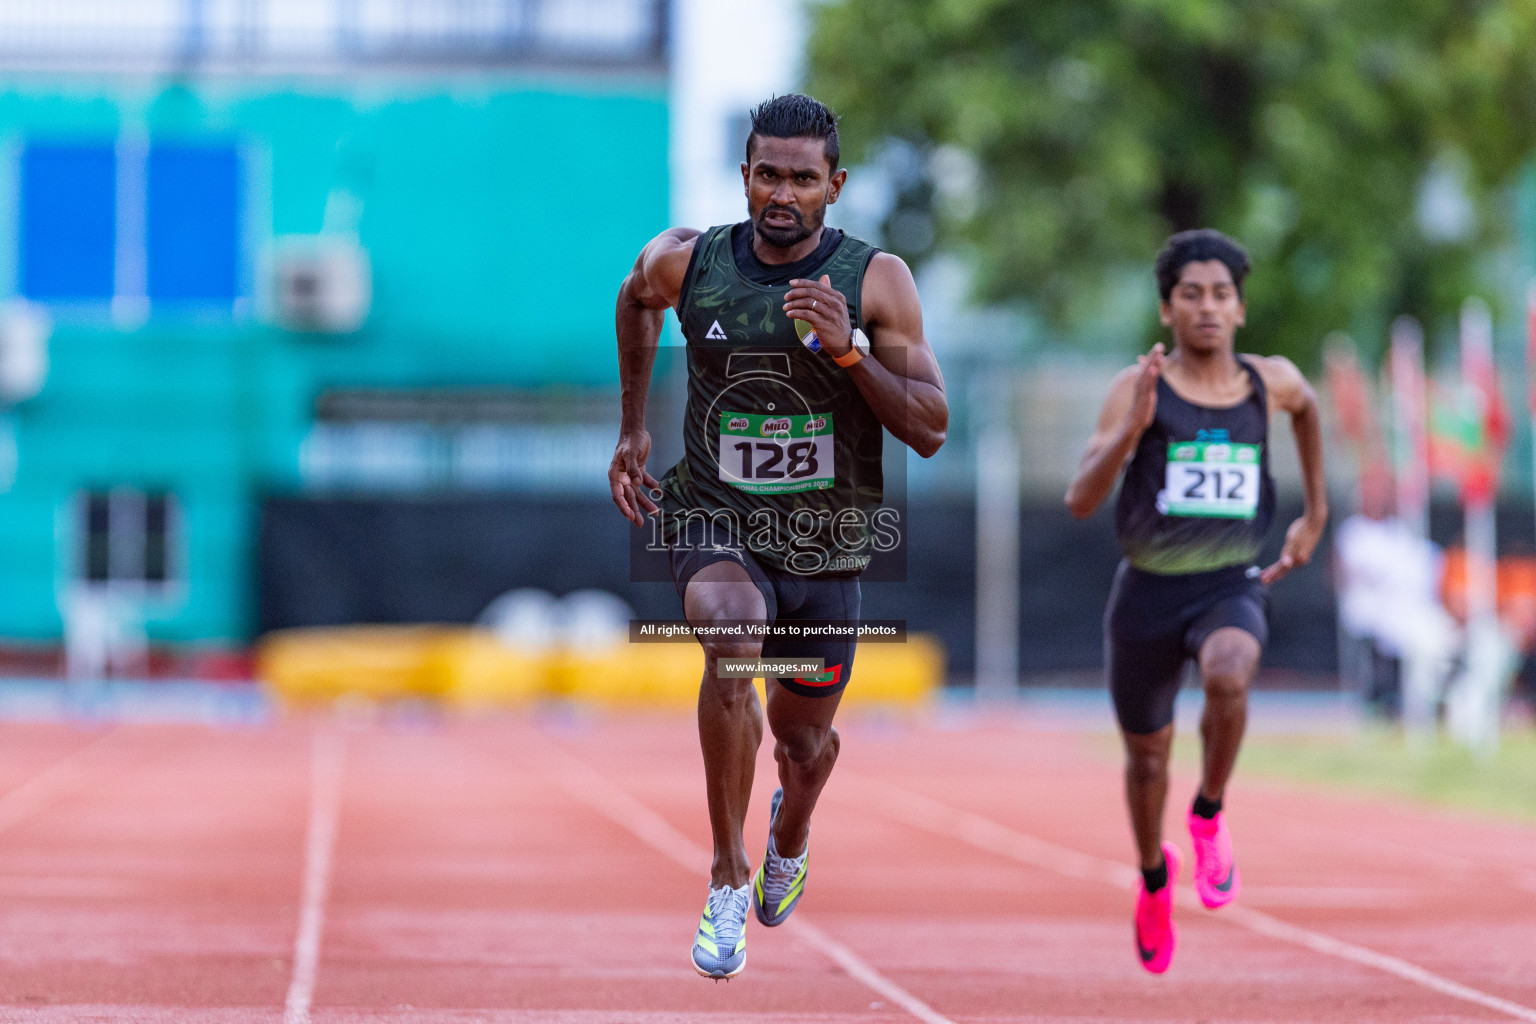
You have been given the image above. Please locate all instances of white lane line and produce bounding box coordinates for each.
[1225,904,1536,1023]
[537,733,956,1024]
[284,727,346,1024]
[790,921,957,1024]
[0,729,121,836]
[1236,885,1412,908]
[853,775,1536,1024]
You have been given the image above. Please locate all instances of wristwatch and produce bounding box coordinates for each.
[832,328,871,367]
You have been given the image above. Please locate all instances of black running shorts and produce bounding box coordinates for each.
[1104,560,1268,735]
[666,518,860,698]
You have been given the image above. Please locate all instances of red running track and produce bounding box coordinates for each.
[0,713,1528,1022]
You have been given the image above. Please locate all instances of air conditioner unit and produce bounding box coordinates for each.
[0,299,50,402]
[270,236,371,334]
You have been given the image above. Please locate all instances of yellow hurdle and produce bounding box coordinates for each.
[258,626,944,709]
[258,625,451,703]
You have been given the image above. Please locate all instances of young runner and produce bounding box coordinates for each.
[1065,229,1327,973]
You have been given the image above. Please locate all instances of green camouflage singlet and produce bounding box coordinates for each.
[656,224,885,577]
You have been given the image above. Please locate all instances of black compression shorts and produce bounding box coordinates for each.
[1104,560,1268,735]
[666,518,860,698]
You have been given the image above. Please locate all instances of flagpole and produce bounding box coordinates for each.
[1449,298,1501,754]
[1459,300,1498,627]
[1527,282,1536,551]
[1390,316,1429,538]
[973,376,1019,703]
[1389,316,1442,738]
[1324,334,1375,697]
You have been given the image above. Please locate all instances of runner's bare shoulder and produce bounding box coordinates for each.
[632,228,702,310]
[1096,363,1148,421]
[1244,354,1312,414]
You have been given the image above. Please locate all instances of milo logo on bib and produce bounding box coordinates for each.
[718,411,835,494]
[1163,441,1261,519]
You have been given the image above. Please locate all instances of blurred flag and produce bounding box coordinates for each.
[1431,300,1508,505]
[1428,381,1480,483]
[1324,334,1384,468]
[1526,282,1536,546]
[1527,283,1536,414]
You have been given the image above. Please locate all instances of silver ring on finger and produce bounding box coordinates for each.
[812,300,818,311]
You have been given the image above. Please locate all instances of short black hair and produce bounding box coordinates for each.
[746,94,840,171]
[1155,229,1251,301]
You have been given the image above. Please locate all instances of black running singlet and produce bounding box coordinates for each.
[1115,357,1277,575]
[656,223,884,578]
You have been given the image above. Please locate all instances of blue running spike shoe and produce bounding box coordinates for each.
[752,788,809,927]
[691,882,749,979]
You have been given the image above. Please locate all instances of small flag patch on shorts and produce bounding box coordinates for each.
[795,664,843,688]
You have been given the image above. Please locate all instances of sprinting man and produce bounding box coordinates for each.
[609,94,947,979]
[1064,229,1327,973]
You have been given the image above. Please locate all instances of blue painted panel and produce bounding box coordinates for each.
[19,143,116,301]
[147,144,240,302]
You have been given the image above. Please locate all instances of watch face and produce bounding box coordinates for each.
[852,328,871,356]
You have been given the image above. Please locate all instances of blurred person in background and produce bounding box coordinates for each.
[1064,229,1327,974]
[1504,558,1536,722]
[1333,465,1457,723]
[608,94,947,980]
[1438,545,1536,730]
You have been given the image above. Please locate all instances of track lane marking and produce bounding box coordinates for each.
[533,729,956,1024]
[1255,806,1536,888]
[284,727,346,1024]
[0,728,121,836]
[788,922,956,1024]
[851,774,1536,1024]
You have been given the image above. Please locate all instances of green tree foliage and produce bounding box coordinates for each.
[808,0,1536,366]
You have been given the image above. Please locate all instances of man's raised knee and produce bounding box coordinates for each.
[702,635,762,665]
[1203,667,1250,703]
[1126,748,1168,785]
[776,724,835,768]
[1201,644,1257,701]
[1199,629,1260,692]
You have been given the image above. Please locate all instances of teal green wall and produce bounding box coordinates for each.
[0,75,669,642]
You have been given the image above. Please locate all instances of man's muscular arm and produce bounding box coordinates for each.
[610,227,698,526]
[1255,355,1328,584]
[782,253,947,457]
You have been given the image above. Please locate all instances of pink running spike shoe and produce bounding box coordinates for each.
[1133,842,1180,974]
[1188,809,1241,909]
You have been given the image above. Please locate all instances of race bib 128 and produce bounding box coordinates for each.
[1163,441,1261,519]
[718,412,834,494]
